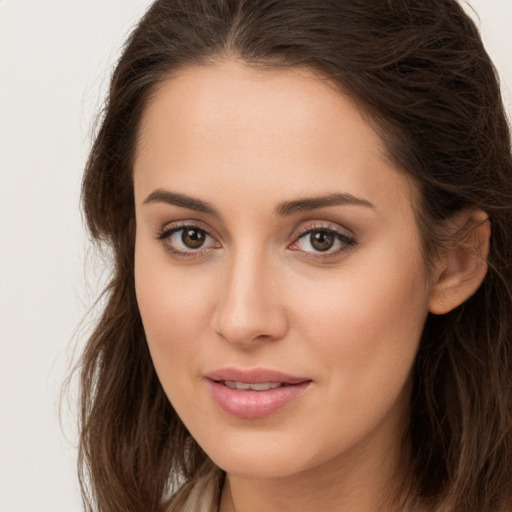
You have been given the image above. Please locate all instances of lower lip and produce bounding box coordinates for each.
[207,380,311,419]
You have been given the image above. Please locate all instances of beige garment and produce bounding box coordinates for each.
[165,461,224,512]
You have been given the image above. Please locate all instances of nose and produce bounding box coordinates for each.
[210,249,288,347]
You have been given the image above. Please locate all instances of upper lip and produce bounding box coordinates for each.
[205,367,310,385]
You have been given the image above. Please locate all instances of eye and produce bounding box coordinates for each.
[291,226,356,257]
[176,227,208,249]
[157,224,220,257]
[303,230,337,252]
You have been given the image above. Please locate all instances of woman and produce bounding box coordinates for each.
[78,0,512,511]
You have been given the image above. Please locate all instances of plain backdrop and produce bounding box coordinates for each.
[0,1,510,511]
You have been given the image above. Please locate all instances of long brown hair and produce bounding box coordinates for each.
[79,1,512,510]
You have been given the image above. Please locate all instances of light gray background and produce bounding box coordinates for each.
[0,1,511,511]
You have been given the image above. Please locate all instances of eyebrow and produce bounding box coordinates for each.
[275,193,375,216]
[143,189,219,216]
[143,189,375,217]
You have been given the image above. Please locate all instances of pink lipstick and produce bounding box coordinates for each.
[205,368,311,419]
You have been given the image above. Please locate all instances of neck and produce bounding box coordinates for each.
[219,433,408,512]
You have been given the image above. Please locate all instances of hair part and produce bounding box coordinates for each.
[79,1,512,511]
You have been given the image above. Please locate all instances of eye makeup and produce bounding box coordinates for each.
[288,222,357,262]
[156,221,221,259]
[155,219,357,262]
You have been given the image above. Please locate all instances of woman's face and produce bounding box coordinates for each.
[133,61,433,480]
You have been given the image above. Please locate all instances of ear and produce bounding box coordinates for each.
[429,210,491,315]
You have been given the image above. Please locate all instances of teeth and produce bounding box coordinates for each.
[222,381,283,391]
[247,382,283,391]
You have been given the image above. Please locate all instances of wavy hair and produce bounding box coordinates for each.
[79,1,512,510]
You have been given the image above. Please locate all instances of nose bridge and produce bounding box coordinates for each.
[212,244,287,345]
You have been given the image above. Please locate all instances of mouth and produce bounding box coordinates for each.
[205,367,310,385]
[205,368,312,419]
[218,381,292,391]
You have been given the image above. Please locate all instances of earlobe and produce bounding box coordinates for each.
[429,210,491,315]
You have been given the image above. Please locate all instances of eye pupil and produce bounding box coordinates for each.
[182,228,206,249]
[310,230,334,251]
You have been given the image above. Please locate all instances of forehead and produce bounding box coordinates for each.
[133,60,415,216]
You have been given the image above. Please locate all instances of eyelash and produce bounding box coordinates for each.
[156,222,220,260]
[156,222,357,261]
[289,224,357,260]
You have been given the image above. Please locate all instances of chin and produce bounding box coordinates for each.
[214,451,306,479]
[195,427,326,479]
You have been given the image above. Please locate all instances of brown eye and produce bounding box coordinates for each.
[292,226,356,257]
[310,230,335,252]
[181,228,206,249]
[158,224,220,257]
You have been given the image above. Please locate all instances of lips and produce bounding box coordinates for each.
[205,368,312,419]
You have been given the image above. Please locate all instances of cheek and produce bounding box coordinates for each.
[134,245,215,377]
[290,248,430,389]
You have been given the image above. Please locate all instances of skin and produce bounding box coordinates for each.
[133,61,448,511]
